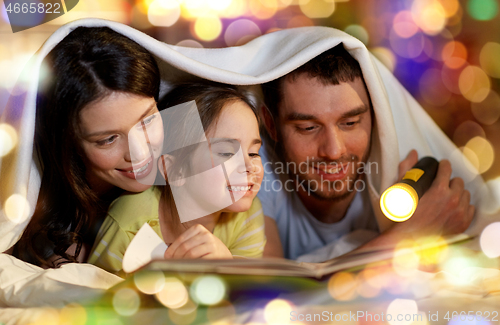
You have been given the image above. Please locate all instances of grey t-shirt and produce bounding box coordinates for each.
[257,147,379,260]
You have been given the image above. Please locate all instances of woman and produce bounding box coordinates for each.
[13,26,162,267]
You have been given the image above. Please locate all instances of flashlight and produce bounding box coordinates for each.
[380,156,439,222]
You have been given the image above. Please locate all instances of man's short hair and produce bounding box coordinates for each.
[262,43,363,121]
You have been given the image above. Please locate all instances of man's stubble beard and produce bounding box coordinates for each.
[281,143,371,203]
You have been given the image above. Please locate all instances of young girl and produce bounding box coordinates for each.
[88,83,266,274]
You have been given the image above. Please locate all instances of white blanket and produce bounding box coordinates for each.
[0,18,498,307]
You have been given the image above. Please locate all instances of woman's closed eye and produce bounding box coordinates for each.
[96,135,118,146]
[218,152,235,158]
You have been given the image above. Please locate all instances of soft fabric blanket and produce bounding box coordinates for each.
[0,18,498,307]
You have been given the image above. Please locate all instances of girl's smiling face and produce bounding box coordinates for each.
[178,99,264,216]
[78,91,163,194]
[210,100,264,213]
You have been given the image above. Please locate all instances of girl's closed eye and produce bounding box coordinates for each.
[139,114,157,127]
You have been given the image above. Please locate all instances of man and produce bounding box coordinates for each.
[259,45,475,260]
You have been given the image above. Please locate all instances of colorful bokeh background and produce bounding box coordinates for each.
[1,2,500,323]
[1,0,499,181]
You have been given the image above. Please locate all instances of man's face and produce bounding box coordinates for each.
[277,75,372,200]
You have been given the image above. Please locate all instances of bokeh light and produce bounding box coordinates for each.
[168,304,198,325]
[440,0,460,17]
[0,123,18,157]
[467,0,499,21]
[453,120,486,147]
[480,222,500,258]
[371,47,397,72]
[471,90,500,125]
[155,277,189,309]
[134,271,166,295]
[286,15,314,29]
[448,147,480,182]
[32,308,60,325]
[458,66,491,102]
[300,0,335,19]
[441,61,466,94]
[363,264,391,290]
[132,4,153,29]
[224,19,261,47]
[4,194,31,223]
[264,299,293,325]
[356,269,381,298]
[386,299,419,325]
[460,146,481,176]
[168,298,198,316]
[190,275,226,306]
[479,42,500,78]
[393,11,419,39]
[193,15,222,41]
[208,0,232,11]
[327,272,358,301]
[419,68,451,106]
[442,40,467,69]
[206,300,236,324]
[464,136,495,174]
[182,0,210,19]
[147,0,181,27]
[440,249,476,285]
[392,240,420,277]
[220,0,248,19]
[112,288,140,317]
[344,24,369,45]
[59,303,87,325]
[415,235,448,265]
[411,0,447,35]
[390,29,425,58]
[249,0,277,20]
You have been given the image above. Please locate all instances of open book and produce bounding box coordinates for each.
[123,223,472,279]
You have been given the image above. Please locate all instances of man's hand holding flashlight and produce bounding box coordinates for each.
[390,150,475,237]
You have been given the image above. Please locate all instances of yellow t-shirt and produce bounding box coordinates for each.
[88,187,266,275]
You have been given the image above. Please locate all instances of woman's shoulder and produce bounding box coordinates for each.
[107,186,161,228]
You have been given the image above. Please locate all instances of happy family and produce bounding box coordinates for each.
[1,21,482,280]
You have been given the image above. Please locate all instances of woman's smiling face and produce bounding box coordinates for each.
[78,91,163,194]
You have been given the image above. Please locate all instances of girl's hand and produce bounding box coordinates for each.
[164,224,233,259]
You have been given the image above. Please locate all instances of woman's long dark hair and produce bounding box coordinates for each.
[15,27,160,266]
[158,82,258,237]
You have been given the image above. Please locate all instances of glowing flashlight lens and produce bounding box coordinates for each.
[380,184,418,222]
